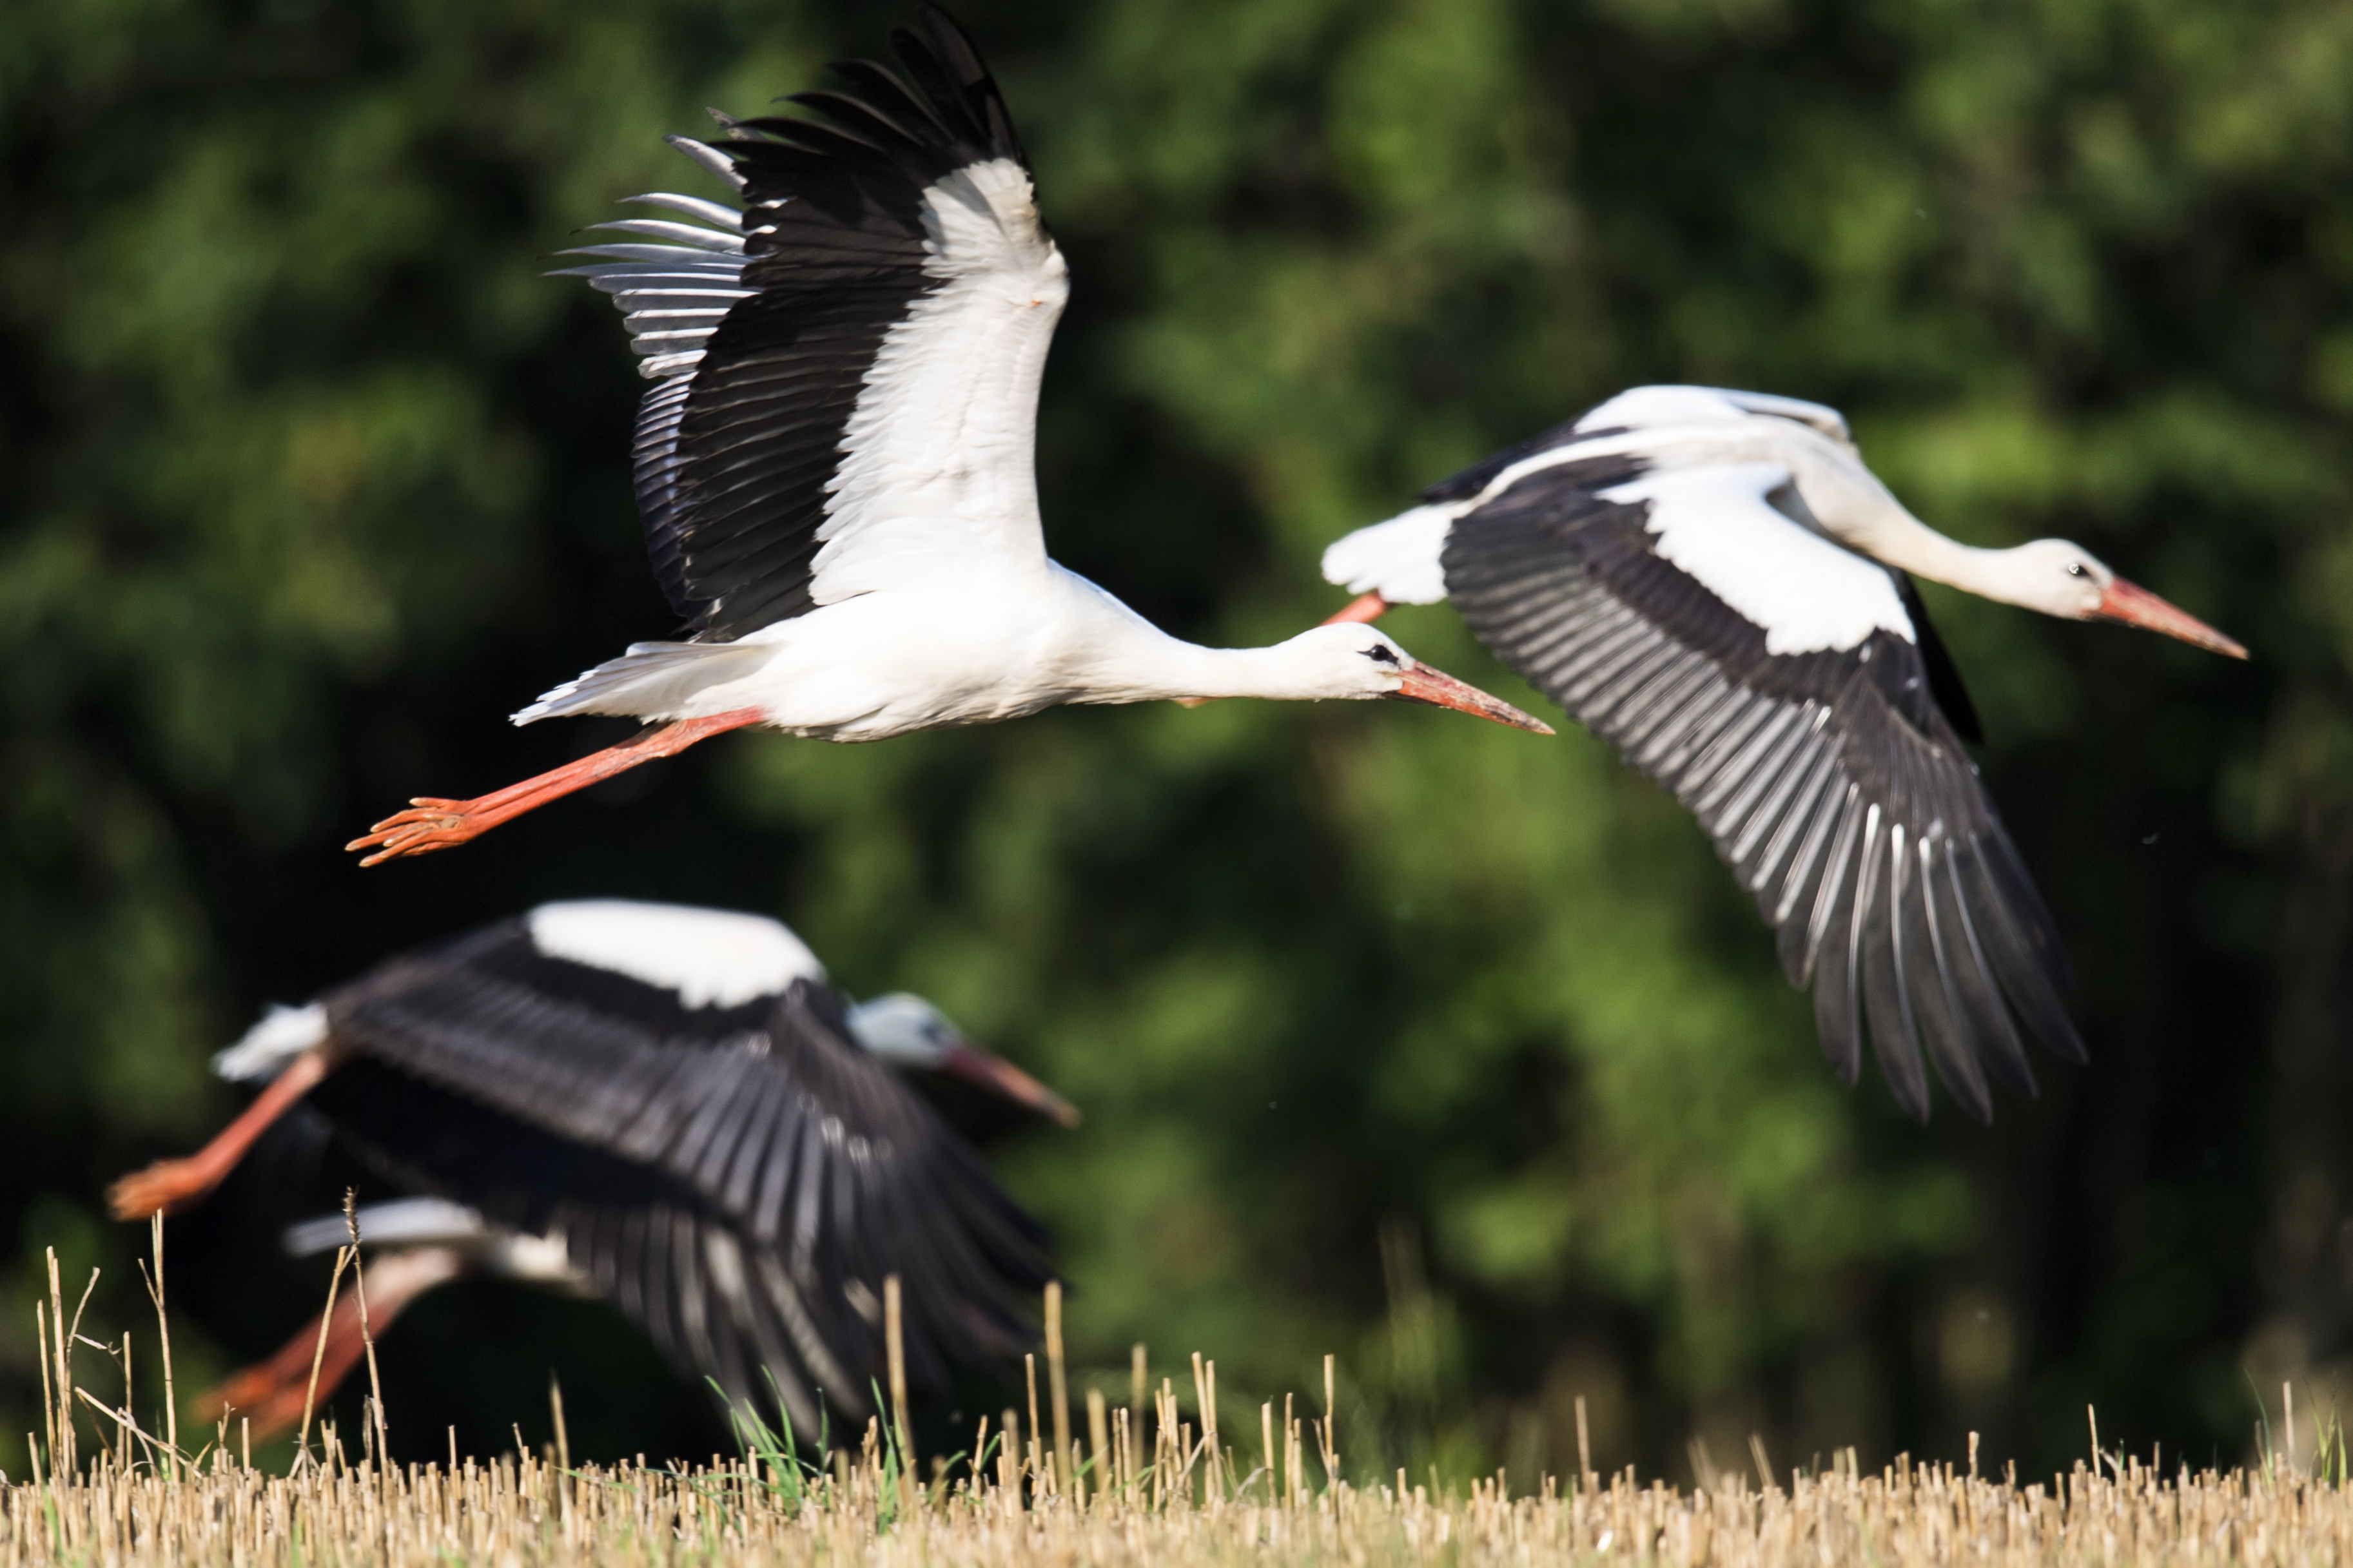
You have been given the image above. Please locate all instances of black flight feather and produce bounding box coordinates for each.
[1898,575,1983,744]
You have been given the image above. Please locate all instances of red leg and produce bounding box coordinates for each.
[1321,590,1391,625]
[108,1047,337,1221]
[1175,594,1392,708]
[346,706,767,867]
[201,1247,467,1437]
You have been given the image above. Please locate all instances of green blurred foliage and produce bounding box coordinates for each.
[2,0,2347,1486]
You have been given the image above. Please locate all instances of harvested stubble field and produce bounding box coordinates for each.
[16,1246,2343,1565]
[7,1414,2350,1567]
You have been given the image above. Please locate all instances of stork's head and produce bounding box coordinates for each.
[1271,624,1556,730]
[1988,540,2246,658]
[845,992,1080,1127]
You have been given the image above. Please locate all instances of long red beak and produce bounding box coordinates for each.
[941,1043,1082,1128]
[2095,577,2247,659]
[1324,590,1552,732]
[1390,663,1554,733]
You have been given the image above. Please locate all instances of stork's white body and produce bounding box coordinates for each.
[523,560,1394,741]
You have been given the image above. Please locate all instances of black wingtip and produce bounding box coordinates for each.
[913,2,980,67]
[2042,1018,2091,1066]
[895,4,1028,166]
[1889,1078,1932,1125]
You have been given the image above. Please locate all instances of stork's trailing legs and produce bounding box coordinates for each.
[202,1247,467,1435]
[1322,590,1391,626]
[348,706,767,866]
[108,1047,337,1220]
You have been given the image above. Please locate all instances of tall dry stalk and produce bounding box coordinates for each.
[1044,1281,1071,1493]
[295,1245,353,1463]
[883,1273,912,1515]
[340,1194,391,1464]
[140,1215,177,1479]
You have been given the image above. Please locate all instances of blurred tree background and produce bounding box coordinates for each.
[2,0,2348,1487]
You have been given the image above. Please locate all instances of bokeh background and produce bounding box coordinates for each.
[4,0,2348,1487]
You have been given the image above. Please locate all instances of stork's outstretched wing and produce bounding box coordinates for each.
[558,6,1066,642]
[1438,450,2080,1123]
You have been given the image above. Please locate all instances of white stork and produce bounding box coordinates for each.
[348,8,1543,866]
[110,899,1072,1433]
[1320,384,2246,1123]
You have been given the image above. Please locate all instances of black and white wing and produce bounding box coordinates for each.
[1433,448,2081,1123]
[557,6,1065,642]
[307,903,1051,1432]
[1326,385,1862,608]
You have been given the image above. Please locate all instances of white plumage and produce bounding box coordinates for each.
[283,1198,585,1288]
[1323,505,1454,606]
[1603,463,1913,655]
[523,899,826,1008]
[213,1003,329,1085]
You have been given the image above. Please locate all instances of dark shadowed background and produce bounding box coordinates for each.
[2,0,2347,1486]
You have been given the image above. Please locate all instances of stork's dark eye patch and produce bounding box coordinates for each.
[1367,645,1401,666]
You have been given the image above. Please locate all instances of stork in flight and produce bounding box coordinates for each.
[1318,384,2245,1123]
[348,8,1544,867]
[110,899,1072,1433]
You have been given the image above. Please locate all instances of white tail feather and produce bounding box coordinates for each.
[511,641,767,724]
[1321,504,1457,605]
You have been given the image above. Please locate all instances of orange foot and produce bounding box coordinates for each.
[107,1049,335,1221]
[108,1159,213,1222]
[346,797,495,867]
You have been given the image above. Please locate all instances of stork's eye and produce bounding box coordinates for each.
[1366,644,1401,666]
[2065,563,2089,579]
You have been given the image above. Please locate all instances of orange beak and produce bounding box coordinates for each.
[941,1043,1082,1128]
[2094,577,2247,659]
[1389,662,1554,733]
[1333,588,1552,732]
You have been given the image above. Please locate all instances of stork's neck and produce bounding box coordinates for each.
[1048,569,1355,703]
[1083,623,1342,703]
[1815,485,2038,606]
[1842,510,1983,586]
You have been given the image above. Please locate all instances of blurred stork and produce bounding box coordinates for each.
[110,899,1073,1433]
[1319,384,2245,1123]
